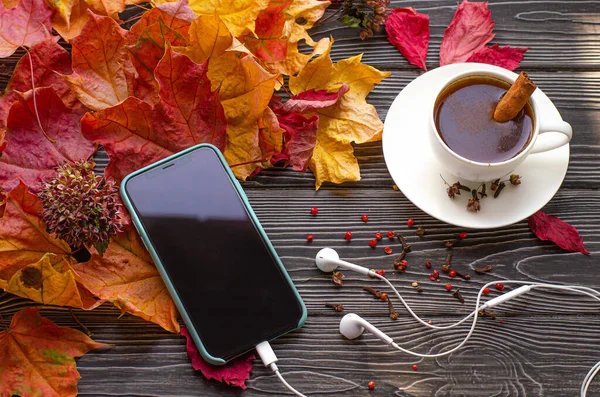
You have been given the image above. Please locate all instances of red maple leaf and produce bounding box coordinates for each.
[180,326,255,389]
[439,0,495,66]
[467,43,529,71]
[386,7,430,71]
[528,210,590,255]
[82,48,227,181]
[0,87,96,193]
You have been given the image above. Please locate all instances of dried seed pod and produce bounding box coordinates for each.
[38,161,122,255]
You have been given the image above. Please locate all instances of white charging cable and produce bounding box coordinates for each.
[256,341,306,397]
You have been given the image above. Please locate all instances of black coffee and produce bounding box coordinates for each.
[434,76,534,163]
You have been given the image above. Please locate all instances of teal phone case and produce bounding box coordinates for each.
[119,144,307,366]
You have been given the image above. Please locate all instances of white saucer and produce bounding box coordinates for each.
[382,63,570,229]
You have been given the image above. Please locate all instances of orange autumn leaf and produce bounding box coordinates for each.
[188,0,270,37]
[0,182,69,281]
[0,0,53,57]
[129,0,194,36]
[209,54,278,179]
[289,44,390,189]
[82,48,227,180]
[0,308,108,397]
[258,107,284,160]
[262,0,331,76]
[72,224,180,333]
[0,182,99,309]
[49,0,91,41]
[61,11,135,110]
[240,0,293,62]
[173,14,232,64]
[128,19,190,104]
[84,0,124,19]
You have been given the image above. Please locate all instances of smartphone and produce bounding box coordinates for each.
[120,144,307,365]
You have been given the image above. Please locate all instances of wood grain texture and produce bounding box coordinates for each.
[2,0,600,396]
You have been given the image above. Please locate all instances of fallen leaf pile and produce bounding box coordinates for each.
[0,0,391,390]
[386,0,529,71]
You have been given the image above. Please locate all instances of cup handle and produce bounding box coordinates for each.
[530,120,572,154]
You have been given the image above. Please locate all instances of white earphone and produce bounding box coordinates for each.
[259,248,600,397]
[314,248,600,394]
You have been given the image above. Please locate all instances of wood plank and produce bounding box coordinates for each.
[1,187,598,395]
[315,0,600,70]
[2,302,600,396]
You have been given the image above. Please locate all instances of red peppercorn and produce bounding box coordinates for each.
[407,218,415,227]
[306,234,314,242]
[380,293,388,301]
[429,274,436,281]
[445,283,452,291]
[345,231,352,241]
[459,231,467,239]
[449,270,457,278]
[375,269,385,276]
[495,283,505,291]
[432,270,439,278]
[310,207,318,215]
[412,365,418,371]
[368,381,375,390]
[369,239,377,248]
[361,214,369,222]
[384,246,393,255]
[399,259,408,268]
[387,230,395,239]
[483,287,490,295]
[375,232,383,241]
[425,261,432,268]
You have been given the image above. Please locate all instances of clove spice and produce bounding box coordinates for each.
[325,303,344,312]
[363,286,381,299]
[441,249,453,273]
[452,288,465,304]
[474,264,493,274]
[332,271,345,286]
[388,299,399,320]
[493,182,506,198]
[397,233,412,252]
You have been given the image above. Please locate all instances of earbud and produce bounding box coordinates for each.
[339,313,393,345]
[315,248,374,276]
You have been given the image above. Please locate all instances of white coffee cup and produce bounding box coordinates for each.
[429,67,572,182]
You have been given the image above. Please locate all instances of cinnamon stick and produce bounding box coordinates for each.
[493,72,536,122]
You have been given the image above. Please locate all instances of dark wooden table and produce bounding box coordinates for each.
[2,1,600,396]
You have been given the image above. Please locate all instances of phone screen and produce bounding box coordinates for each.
[124,147,304,360]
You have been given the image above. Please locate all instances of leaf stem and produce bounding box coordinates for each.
[21,46,56,144]
[229,157,269,168]
[69,308,93,337]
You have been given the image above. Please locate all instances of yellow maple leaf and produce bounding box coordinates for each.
[187,0,270,37]
[174,15,233,64]
[48,0,124,41]
[289,43,391,189]
[6,253,100,309]
[213,55,278,180]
